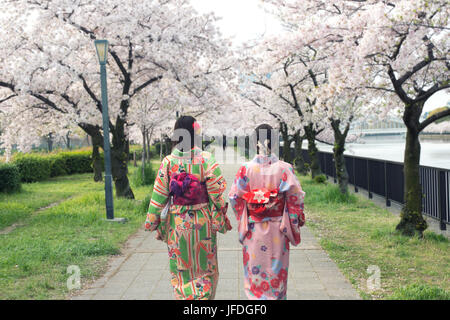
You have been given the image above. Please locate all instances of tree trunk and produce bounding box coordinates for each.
[80,122,134,198]
[47,133,53,152]
[293,131,307,175]
[92,142,103,182]
[65,131,71,150]
[111,145,134,199]
[146,129,152,161]
[164,135,171,157]
[110,119,135,199]
[305,124,321,178]
[280,123,292,163]
[125,138,130,167]
[142,128,146,182]
[159,135,163,160]
[396,102,427,236]
[331,119,350,194]
[86,127,104,182]
[333,138,349,194]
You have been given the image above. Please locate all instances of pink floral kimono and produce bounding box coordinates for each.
[228,154,305,300]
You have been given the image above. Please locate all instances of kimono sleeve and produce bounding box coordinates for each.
[204,153,229,233]
[204,153,227,210]
[279,164,306,246]
[145,157,170,231]
[228,164,250,222]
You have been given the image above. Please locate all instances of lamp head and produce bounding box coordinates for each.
[94,39,108,64]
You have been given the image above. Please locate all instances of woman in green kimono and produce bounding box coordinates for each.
[145,116,231,300]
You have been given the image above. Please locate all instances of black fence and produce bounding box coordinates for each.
[296,148,450,230]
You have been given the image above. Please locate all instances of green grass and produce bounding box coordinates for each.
[298,173,450,300]
[389,283,450,300]
[0,160,157,299]
[0,174,101,230]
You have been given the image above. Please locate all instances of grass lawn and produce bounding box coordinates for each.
[0,175,99,230]
[0,160,159,299]
[298,174,450,300]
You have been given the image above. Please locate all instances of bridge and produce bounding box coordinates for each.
[349,118,406,136]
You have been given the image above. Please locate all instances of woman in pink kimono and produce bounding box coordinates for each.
[228,124,306,300]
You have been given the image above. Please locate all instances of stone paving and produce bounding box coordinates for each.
[72,147,361,300]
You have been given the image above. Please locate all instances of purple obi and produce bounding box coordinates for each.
[169,172,209,205]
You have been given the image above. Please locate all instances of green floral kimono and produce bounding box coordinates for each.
[145,146,229,300]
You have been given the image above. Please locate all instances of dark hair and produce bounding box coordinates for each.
[254,123,274,154]
[172,115,198,152]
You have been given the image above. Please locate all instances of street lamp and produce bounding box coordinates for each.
[94,39,126,223]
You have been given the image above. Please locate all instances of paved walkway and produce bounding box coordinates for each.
[72,147,360,300]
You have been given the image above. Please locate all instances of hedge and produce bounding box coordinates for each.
[0,163,21,193]
[12,154,52,182]
[10,150,95,183]
[58,151,93,174]
[1,146,148,190]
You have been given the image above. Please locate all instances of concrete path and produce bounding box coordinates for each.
[72,147,360,300]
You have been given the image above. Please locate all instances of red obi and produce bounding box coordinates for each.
[242,188,284,220]
[169,172,209,205]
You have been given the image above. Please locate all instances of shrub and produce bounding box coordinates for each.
[49,154,68,177]
[314,174,327,184]
[11,150,95,183]
[60,151,92,174]
[0,163,21,193]
[131,163,156,187]
[303,163,310,171]
[12,154,52,182]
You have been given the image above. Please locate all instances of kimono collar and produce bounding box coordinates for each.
[171,146,203,159]
[252,153,279,165]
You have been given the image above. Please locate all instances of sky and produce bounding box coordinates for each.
[190,0,283,46]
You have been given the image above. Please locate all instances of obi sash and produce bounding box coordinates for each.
[242,188,284,221]
[169,171,209,206]
[237,188,297,245]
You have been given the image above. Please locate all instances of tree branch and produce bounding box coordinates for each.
[131,75,163,96]
[0,93,18,104]
[388,64,412,104]
[419,108,450,132]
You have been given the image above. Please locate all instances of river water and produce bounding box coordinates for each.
[305,135,450,170]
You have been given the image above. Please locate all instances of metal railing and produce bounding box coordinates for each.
[293,148,450,230]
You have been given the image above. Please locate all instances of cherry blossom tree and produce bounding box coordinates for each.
[334,0,448,236]
[258,1,367,191]
[0,0,234,198]
[314,83,371,193]
[237,30,338,178]
[262,0,450,236]
[237,78,301,163]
